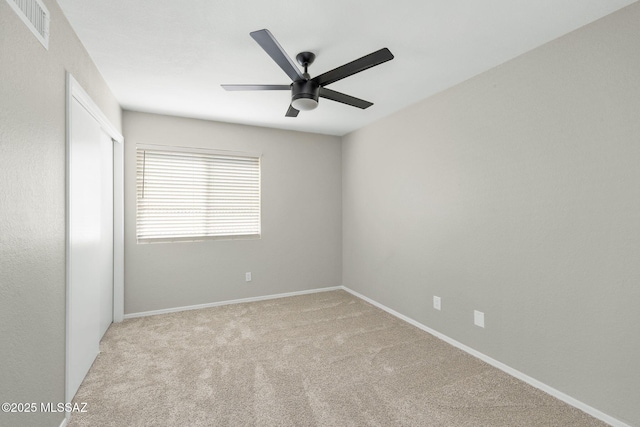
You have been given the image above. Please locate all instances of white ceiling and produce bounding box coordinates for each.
[57,0,636,136]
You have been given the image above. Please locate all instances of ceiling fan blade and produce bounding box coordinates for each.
[285,105,299,117]
[221,84,290,91]
[312,48,394,87]
[250,29,304,82]
[319,88,373,109]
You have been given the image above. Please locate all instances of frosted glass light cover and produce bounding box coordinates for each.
[291,97,318,111]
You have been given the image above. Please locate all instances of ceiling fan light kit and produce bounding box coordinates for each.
[291,80,319,111]
[222,29,394,117]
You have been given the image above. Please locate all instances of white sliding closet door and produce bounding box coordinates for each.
[67,96,113,401]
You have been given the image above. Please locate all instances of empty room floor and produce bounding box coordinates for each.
[68,290,605,426]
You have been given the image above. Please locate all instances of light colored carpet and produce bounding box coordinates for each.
[68,290,606,426]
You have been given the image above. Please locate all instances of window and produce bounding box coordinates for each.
[136,146,260,242]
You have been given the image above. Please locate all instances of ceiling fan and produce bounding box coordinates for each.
[221,29,394,117]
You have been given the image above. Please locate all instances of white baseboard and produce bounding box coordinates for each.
[123,286,343,319]
[341,286,630,427]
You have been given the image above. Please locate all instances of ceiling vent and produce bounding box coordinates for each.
[5,0,50,49]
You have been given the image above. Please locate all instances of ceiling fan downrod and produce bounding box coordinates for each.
[296,51,316,79]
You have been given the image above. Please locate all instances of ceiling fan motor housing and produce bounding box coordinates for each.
[291,80,320,110]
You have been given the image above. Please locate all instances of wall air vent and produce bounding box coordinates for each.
[4,0,50,49]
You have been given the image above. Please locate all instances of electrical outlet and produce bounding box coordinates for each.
[245,272,252,282]
[474,310,485,328]
[433,296,441,310]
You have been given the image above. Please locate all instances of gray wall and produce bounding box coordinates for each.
[123,111,342,314]
[0,1,122,426]
[343,3,640,425]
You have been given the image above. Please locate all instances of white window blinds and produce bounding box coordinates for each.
[136,147,260,242]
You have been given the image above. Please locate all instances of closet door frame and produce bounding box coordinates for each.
[65,73,124,405]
